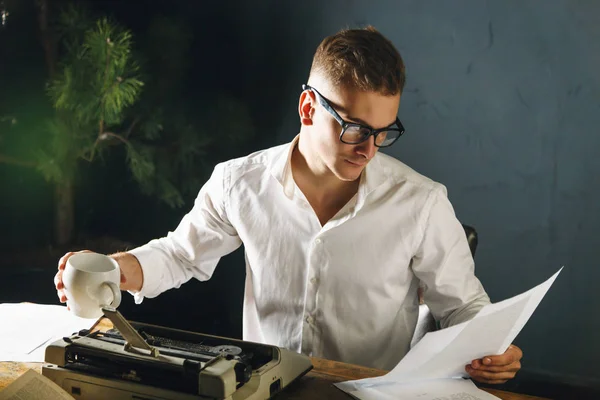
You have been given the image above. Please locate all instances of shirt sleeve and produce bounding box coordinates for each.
[127,162,242,304]
[411,185,491,328]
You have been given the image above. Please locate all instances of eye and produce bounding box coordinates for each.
[376,131,388,142]
[342,124,374,144]
[358,126,371,138]
[376,130,402,146]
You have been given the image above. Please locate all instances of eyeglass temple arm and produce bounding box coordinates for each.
[302,84,345,126]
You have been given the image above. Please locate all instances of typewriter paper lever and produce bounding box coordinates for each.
[101,306,160,358]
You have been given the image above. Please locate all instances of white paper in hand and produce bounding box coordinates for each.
[337,267,562,394]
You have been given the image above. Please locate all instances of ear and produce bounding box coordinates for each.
[298,90,315,126]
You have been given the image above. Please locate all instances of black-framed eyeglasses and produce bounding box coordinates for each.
[302,84,405,148]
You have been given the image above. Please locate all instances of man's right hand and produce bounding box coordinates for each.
[55,251,144,306]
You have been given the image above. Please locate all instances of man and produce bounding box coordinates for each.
[55,26,522,384]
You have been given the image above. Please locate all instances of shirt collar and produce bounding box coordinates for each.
[270,135,300,199]
[271,135,389,203]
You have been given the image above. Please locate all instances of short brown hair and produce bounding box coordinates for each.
[309,26,406,95]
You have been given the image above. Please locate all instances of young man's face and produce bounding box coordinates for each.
[299,79,401,182]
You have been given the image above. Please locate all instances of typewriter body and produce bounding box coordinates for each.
[42,307,312,399]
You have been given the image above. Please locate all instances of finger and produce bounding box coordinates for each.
[466,365,517,382]
[472,377,509,385]
[481,345,523,367]
[58,252,74,270]
[57,290,67,303]
[54,271,64,290]
[58,250,93,270]
[468,361,521,373]
[509,344,523,359]
[468,372,513,385]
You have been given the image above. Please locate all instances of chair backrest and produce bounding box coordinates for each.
[462,224,478,256]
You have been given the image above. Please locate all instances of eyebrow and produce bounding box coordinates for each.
[341,112,370,126]
[328,101,371,126]
[339,108,396,129]
[317,90,396,129]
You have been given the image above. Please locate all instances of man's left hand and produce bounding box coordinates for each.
[465,344,523,384]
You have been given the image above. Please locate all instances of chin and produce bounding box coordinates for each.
[333,162,365,181]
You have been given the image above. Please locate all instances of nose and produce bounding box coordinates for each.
[354,135,377,159]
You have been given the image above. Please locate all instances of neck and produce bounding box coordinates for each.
[292,136,360,207]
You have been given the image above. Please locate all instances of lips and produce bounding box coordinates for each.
[345,159,367,167]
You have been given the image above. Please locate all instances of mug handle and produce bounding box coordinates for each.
[102,281,122,309]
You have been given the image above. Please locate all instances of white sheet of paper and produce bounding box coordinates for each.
[338,268,562,393]
[0,303,97,362]
[335,378,500,400]
[390,294,529,383]
[0,369,74,400]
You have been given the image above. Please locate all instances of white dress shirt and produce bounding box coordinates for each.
[129,136,490,370]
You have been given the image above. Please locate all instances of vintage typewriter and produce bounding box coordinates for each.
[42,307,313,399]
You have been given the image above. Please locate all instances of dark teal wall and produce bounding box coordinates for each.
[237,0,600,387]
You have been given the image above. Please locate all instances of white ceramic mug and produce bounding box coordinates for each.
[62,252,122,319]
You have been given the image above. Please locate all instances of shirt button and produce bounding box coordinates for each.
[315,238,322,245]
[310,277,318,285]
[305,315,315,325]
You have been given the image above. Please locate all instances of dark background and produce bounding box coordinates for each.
[1,0,599,398]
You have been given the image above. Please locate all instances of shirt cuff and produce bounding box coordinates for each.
[127,241,164,304]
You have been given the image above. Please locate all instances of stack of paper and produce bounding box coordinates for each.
[0,369,75,400]
[0,303,97,362]
[336,268,562,400]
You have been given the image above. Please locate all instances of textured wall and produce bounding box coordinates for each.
[236,0,600,386]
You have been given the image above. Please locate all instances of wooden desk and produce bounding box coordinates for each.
[0,360,549,399]
[0,319,548,400]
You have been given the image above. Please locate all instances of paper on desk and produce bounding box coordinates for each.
[0,369,74,400]
[337,267,562,393]
[336,378,500,400]
[0,303,97,362]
